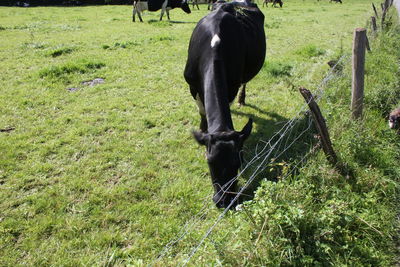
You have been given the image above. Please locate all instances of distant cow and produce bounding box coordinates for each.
[263,0,283,7]
[184,0,266,209]
[132,0,191,22]
[330,0,342,3]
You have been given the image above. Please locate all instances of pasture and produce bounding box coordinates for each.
[1,0,399,265]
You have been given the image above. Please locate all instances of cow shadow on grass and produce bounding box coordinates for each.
[169,20,197,24]
[231,103,317,204]
[147,19,196,24]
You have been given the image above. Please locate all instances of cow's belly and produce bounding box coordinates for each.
[136,1,148,11]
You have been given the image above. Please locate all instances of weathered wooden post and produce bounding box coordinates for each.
[351,28,367,119]
[299,88,337,165]
[371,16,377,32]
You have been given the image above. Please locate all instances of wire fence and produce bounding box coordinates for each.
[149,54,348,267]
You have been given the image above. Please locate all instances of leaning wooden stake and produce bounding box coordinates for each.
[371,16,377,32]
[372,3,379,18]
[351,28,366,120]
[299,87,337,165]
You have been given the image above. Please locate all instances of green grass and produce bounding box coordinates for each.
[0,1,398,266]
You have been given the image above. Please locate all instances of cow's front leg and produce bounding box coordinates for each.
[200,114,208,132]
[238,83,246,106]
[132,3,136,21]
[166,9,170,20]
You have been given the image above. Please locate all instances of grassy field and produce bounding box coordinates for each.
[0,0,398,265]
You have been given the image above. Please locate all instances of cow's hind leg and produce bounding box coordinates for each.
[207,0,212,10]
[238,83,246,106]
[137,10,143,22]
[192,0,200,10]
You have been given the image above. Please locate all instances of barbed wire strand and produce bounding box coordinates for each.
[151,54,347,266]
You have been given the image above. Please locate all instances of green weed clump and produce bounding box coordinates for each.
[39,60,105,78]
[47,47,75,57]
[296,44,326,58]
[364,25,400,115]
[263,61,293,77]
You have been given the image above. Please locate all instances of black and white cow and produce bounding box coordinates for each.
[263,0,283,7]
[184,0,266,209]
[132,0,191,22]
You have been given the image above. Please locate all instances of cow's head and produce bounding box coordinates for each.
[181,0,191,14]
[193,119,253,209]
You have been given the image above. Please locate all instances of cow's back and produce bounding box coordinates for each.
[147,0,166,11]
[184,1,266,102]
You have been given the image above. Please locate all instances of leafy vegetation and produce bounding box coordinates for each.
[39,60,105,78]
[263,60,293,77]
[295,44,326,58]
[0,1,398,266]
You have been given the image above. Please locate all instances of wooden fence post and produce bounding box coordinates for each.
[299,88,337,166]
[351,28,366,119]
[371,16,377,32]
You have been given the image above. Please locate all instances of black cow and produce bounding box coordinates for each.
[184,0,266,209]
[132,0,191,22]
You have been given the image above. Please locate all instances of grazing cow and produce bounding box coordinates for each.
[132,0,191,22]
[184,0,266,209]
[262,0,283,7]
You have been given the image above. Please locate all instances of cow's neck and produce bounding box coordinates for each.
[204,60,234,133]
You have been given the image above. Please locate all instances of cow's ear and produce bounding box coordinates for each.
[239,118,253,142]
[192,131,209,146]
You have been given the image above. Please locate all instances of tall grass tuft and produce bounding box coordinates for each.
[39,60,105,78]
[296,44,326,58]
[263,61,293,77]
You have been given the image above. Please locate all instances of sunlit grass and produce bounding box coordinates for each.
[0,1,393,265]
